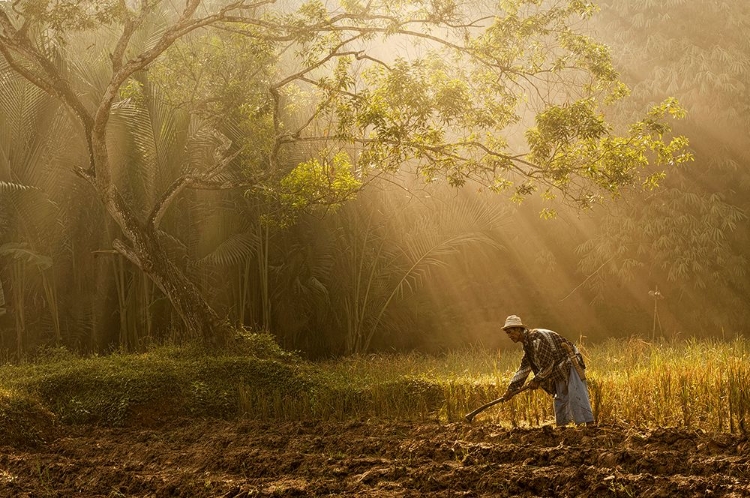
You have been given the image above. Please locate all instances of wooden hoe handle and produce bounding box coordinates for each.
[464,384,532,423]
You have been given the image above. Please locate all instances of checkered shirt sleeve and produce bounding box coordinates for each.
[506,329,573,392]
[507,356,533,393]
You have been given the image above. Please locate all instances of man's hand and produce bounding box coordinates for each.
[527,378,541,390]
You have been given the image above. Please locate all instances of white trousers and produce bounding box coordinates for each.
[553,365,594,426]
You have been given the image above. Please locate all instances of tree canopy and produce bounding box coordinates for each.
[0,0,690,347]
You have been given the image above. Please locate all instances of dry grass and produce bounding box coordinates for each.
[0,336,747,433]
[318,337,750,432]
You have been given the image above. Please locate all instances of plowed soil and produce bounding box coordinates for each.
[1,419,749,497]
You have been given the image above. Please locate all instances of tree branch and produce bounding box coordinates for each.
[0,12,94,129]
[112,238,144,270]
[148,143,245,230]
[110,0,153,74]
[96,1,267,133]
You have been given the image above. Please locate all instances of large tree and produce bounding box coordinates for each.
[0,0,690,344]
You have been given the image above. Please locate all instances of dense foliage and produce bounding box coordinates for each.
[1,0,743,358]
[572,0,750,335]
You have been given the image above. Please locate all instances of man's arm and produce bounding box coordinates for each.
[505,355,532,395]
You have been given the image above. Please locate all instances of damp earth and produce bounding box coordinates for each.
[1,418,749,497]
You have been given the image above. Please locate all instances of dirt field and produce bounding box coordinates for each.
[1,418,749,497]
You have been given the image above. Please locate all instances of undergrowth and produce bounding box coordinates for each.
[0,332,748,448]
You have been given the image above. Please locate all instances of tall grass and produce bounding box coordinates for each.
[315,337,750,432]
[583,337,749,432]
[0,335,747,434]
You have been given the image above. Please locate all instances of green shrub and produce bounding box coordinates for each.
[0,334,318,426]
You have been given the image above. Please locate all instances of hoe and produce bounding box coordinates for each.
[464,384,532,423]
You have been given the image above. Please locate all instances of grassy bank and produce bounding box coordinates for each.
[0,334,748,446]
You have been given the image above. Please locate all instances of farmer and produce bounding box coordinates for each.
[499,314,595,427]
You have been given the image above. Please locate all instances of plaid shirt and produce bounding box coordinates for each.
[506,328,578,394]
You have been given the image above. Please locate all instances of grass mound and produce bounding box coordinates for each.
[0,333,450,434]
[0,389,56,447]
[0,333,317,427]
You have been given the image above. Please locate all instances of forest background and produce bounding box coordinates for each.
[0,0,747,360]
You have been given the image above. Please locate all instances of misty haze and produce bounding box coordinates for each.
[0,1,748,496]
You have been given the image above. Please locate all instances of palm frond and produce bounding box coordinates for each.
[0,77,58,183]
[197,231,258,267]
[37,107,85,193]
[0,242,53,270]
[0,65,77,193]
[1,179,62,252]
[67,41,113,107]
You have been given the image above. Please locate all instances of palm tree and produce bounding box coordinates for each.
[0,70,77,353]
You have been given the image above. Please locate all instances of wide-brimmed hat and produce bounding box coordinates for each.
[502,314,525,330]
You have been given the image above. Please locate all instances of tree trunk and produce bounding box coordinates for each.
[1,1,243,349]
[143,250,231,346]
[104,188,232,347]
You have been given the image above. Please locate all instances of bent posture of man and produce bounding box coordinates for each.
[500,314,594,427]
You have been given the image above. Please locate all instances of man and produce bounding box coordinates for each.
[500,314,595,427]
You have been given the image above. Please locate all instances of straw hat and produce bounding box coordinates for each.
[502,314,525,330]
